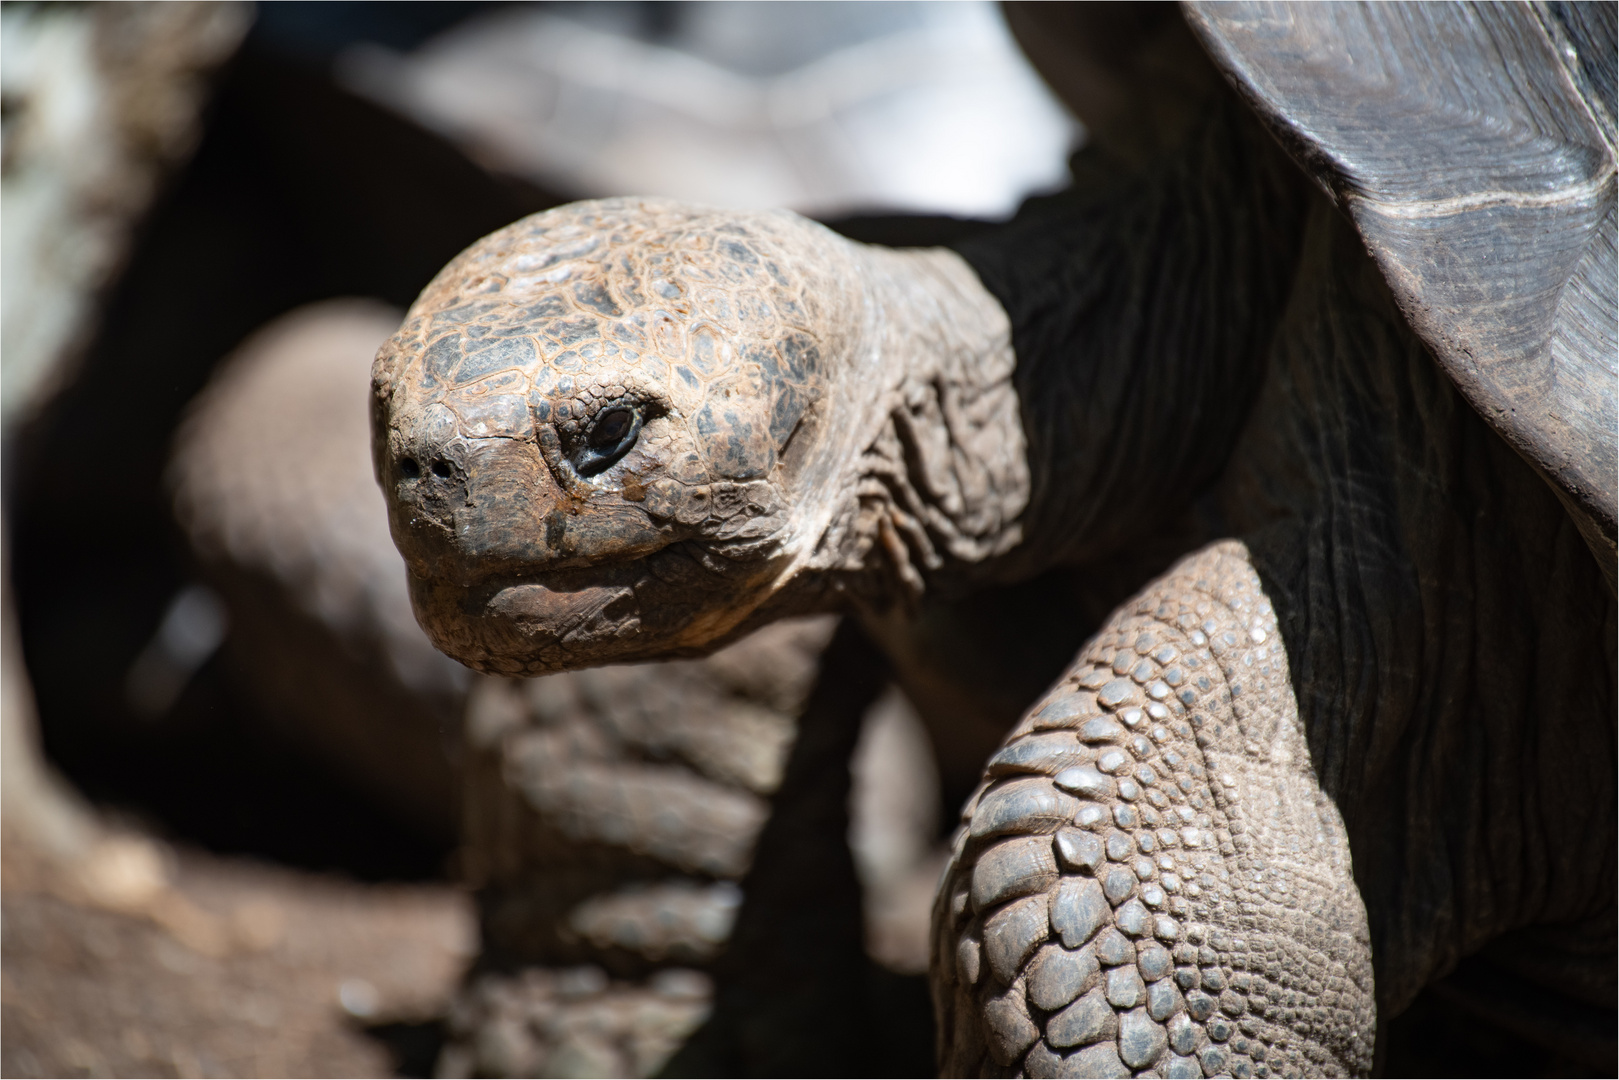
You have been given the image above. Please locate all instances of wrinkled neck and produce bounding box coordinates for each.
[788,93,1311,619]
[948,92,1312,581]
[786,243,1030,610]
[764,91,1312,628]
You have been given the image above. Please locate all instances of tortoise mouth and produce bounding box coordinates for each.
[408,563,647,676]
[484,576,643,659]
[406,545,776,676]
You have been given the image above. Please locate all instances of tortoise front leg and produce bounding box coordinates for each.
[933,541,1374,1078]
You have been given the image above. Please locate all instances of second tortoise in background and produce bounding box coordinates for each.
[369,2,1616,1076]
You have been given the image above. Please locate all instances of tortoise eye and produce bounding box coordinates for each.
[572,404,643,477]
[589,408,633,448]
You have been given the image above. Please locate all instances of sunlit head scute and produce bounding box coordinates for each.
[371,197,865,675]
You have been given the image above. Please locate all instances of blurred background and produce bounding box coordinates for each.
[1,3,1080,1076]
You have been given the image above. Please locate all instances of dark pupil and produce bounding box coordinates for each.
[590,408,632,447]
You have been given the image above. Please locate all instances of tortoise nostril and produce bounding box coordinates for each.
[399,456,421,479]
[431,458,454,479]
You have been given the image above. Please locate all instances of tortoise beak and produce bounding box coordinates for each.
[400,541,786,676]
[388,436,561,586]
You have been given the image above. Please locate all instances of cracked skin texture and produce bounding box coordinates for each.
[372,68,1614,1080]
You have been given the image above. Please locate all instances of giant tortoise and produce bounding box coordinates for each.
[369,4,1616,1075]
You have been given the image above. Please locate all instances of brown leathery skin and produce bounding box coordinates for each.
[445,617,850,1079]
[1219,199,1617,1049]
[934,541,1375,1078]
[460,617,834,978]
[371,199,1025,676]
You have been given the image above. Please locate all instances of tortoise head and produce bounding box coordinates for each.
[371,198,872,675]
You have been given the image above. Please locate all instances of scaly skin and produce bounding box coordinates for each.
[934,542,1373,1077]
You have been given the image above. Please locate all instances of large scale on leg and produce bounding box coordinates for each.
[935,543,1373,1077]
